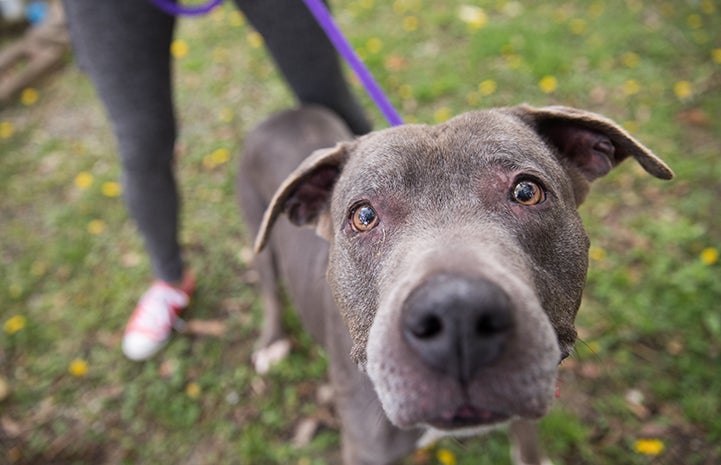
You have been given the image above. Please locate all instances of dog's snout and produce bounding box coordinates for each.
[401,274,514,383]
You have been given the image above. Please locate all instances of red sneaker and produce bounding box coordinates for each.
[121,273,195,361]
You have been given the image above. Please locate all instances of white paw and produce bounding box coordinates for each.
[510,443,555,465]
[252,339,291,374]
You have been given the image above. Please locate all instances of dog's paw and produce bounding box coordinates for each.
[510,444,555,465]
[252,339,291,374]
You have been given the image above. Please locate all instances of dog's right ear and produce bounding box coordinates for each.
[254,142,351,253]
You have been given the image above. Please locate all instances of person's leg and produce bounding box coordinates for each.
[62,0,184,283]
[236,0,372,135]
[63,0,193,360]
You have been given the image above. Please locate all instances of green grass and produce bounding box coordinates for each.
[2,1,720,464]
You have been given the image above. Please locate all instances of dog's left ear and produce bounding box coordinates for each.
[509,104,674,202]
[254,142,351,254]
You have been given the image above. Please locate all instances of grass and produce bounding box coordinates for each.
[1,0,720,464]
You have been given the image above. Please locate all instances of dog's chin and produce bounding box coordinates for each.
[382,386,554,434]
[426,404,512,431]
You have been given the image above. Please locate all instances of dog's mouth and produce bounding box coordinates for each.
[428,404,511,430]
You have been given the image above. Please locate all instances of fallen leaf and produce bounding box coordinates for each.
[579,362,603,379]
[385,55,408,71]
[639,422,667,437]
[292,417,319,448]
[185,319,227,337]
[1,416,22,437]
[159,359,179,378]
[0,375,10,401]
[317,383,334,405]
[252,339,291,374]
[676,108,710,126]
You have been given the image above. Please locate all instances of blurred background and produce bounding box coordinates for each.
[1,1,720,464]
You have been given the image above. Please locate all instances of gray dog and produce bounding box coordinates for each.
[237,104,673,465]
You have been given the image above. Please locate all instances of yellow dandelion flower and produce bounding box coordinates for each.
[402,15,419,32]
[687,13,702,29]
[228,10,245,27]
[75,172,94,190]
[4,315,27,335]
[623,79,641,96]
[569,18,587,35]
[393,0,420,15]
[458,5,488,29]
[398,84,413,100]
[202,147,231,170]
[101,181,122,197]
[213,148,230,163]
[623,120,639,134]
[212,47,229,64]
[589,246,606,261]
[701,0,715,14]
[552,7,570,24]
[71,142,88,156]
[433,107,452,124]
[539,76,558,94]
[478,79,497,96]
[711,48,721,64]
[700,247,719,266]
[87,219,107,235]
[0,121,14,139]
[247,31,263,49]
[209,7,225,22]
[436,448,457,465]
[589,1,605,17]
[366,37,383,54]
[505,54,523,69]
[673,80,693,99]
[466,91,481,106]
[8,283,22,299]
[622,52,641,68]
[186,382,201,399]
[660,4,677,17]
[500,44,515,56]
[21,88,39,106]
[692,30,709,46]
[170,39,189,59]
[634,438,665,456]
[68,358,89,377]
[30,261,48,277]
[218,107,234,123]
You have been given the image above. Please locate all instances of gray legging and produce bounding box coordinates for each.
[62,0,370,283]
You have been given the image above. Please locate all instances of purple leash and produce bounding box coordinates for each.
[301,0,404,126]
[146,0,404,126]
[148,0,223,16]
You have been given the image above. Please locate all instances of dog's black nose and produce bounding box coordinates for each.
[401,273,514,383]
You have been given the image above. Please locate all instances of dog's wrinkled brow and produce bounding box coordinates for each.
[481,154,546,174]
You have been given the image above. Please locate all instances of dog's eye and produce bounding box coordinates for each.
[350,203,379,232]
[512,180,545,205]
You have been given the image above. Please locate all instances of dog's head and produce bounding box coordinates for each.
[255,105,672,433]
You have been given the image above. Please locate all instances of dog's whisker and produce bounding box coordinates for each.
[572,337,603,363]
